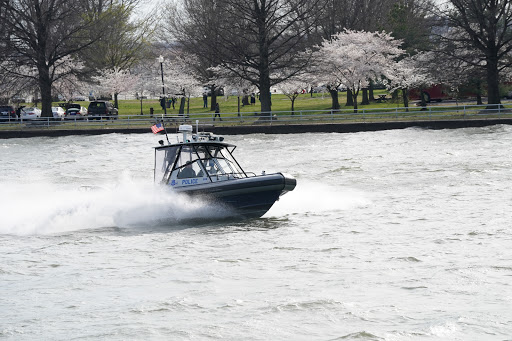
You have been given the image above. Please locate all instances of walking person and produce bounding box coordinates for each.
[213,102,221,121]
[203,93,208,108]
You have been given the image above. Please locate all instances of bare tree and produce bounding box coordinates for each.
[164,0,324,114]
[0,0,110,117]
[433,0,512,105]
[163,0,225,112]
[316,0,402,40]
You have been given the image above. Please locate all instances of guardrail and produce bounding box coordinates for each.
[1,103,512,131]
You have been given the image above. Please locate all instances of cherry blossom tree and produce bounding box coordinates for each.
[51,57,87,102]
[276,78,309,113]
[93,67,139,108]
[161,54,202,115]
[313,30,404,112]
[386,53,432,110]
[306,53,345,110]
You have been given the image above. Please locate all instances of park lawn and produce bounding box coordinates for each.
[40,89,417,119]
[110,90,405,117]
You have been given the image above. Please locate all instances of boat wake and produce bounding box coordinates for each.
[0,178,368,236]
[265,180,370,217]
[0,179,234,235]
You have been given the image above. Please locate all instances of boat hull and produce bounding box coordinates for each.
[172,173,296,218]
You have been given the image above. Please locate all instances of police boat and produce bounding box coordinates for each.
[154,124,296,218]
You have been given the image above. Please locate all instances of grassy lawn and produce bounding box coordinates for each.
[103,90,402,117]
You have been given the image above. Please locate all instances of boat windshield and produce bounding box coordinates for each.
[174,145,204,179]
[154,146,179,183]
[196,145,245,179]
[155,143,246,186]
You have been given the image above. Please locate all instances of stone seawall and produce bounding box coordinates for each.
[1,118,512,139]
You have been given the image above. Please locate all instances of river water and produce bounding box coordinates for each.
[1,127,511,340]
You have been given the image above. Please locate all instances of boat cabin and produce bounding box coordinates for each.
[154,127,247,188]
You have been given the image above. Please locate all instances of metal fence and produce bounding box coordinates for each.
[1,103,512,131]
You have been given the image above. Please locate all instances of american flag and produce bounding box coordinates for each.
[151,123,164,134]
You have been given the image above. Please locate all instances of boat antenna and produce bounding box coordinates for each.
[160,119,170,144]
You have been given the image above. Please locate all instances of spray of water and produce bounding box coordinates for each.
[0,173,369,235]
[0,176,232,235]
[264,180,370,217]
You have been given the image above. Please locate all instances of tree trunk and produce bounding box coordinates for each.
[210,84,217,111]
[369,80,375,101]
[114,93,119,108]
[486,56,501,106]
[257,9,272,116]
[329,89,340,109]
[179,97,186,116]
[476,80,483,105]
[352,89,358,113]
[361,88,369,105]
[291,97,295,114]
[346,89,354,106]
[419,86,427,110]
[38,64,53,118]
[402,87,409,111]
[392,90,399,103]
[259,79,272,115]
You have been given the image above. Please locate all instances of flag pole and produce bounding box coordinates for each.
[160,119,170,144]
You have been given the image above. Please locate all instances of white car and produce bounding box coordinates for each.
[20,107,42,120]
[52,106,66,120]
[65,104,88,119]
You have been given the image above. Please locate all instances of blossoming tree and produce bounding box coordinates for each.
[276,77,309,114]
[93,67,139,108]
[386,53,432,110]
[162,54,202,115]
[313,30,404,112]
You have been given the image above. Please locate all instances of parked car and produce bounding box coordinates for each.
[0,105,17,120]
[52,106,66,120]
[87,100,118,120]
[72,95,87,101]
[65,104,88,119]
[20,107,42,120]
[312,85,328,93]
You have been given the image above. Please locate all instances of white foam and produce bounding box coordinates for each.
[0,177,230,235]
[265,180,370,217]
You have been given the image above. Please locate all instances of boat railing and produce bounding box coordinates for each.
[212,172,247,181]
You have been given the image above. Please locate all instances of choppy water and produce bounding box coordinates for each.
[1,127,512,340]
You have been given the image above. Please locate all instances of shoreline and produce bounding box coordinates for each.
[1,118,512,139]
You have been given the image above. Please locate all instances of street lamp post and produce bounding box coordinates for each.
[159,55,167,116]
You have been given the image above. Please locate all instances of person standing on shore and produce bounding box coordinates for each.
[214,102,221,121]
